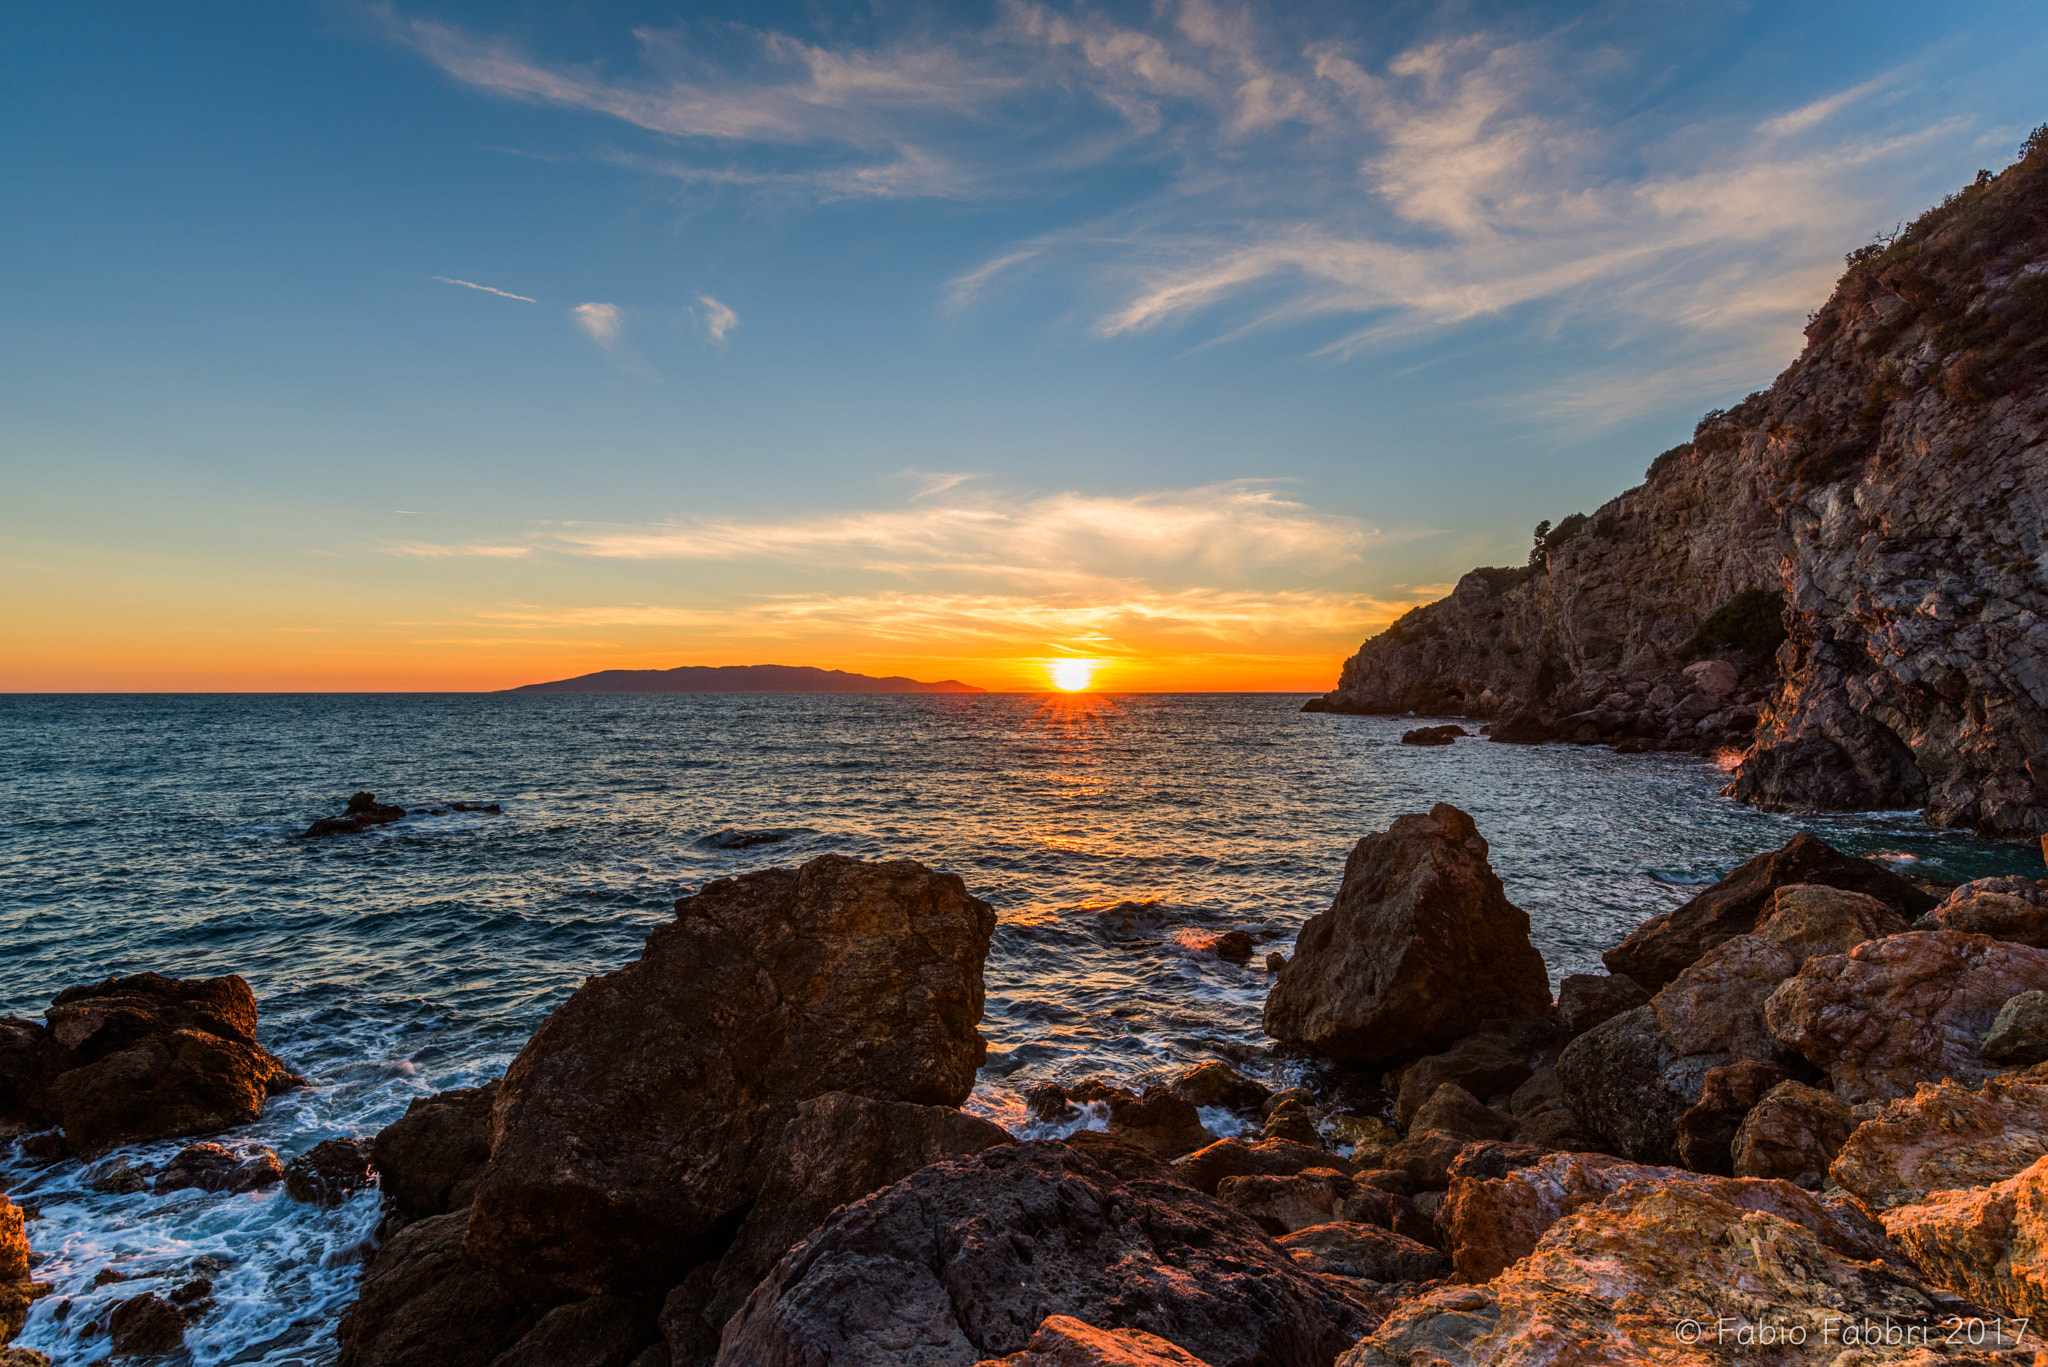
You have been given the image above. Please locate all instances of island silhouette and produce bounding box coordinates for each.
[502,664,985,694]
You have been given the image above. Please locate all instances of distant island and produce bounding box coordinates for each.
[502,664,986,694]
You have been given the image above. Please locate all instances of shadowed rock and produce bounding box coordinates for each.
[154,1142,284,1195]
[465,855,994,1296]
[302,791,409,838]
[373,1081,498,1226]
[1553,974,1648,1036]
[1264,806,1551,1066]
[285,1136,376,1206]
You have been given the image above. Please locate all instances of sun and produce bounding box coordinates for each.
[1048,658,1099,692]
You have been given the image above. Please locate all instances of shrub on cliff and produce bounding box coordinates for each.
[1680,588,1788,659]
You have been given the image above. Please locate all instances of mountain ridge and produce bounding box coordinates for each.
[504,664,986,695]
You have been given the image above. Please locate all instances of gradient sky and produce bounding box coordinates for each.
[4,1,2044,692]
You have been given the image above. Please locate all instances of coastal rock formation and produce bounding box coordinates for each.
[1601,834,1933,991]
[372,1081,498,1226]
[464,855,995,1296]
[1671,1060,1793,1176]
[1918,877,2048,946]
[1880,1154,2048,1318]
[702,1092,1012,1325]
[1828,1066,2048,1211]
[1392,1024,1564,1129]
[108,1292,186,1356]
[0,972,300,1156]
[1348,1178,1986,1366]
[1754,883,1913,961]
[1729,1080,1857,1184]
[1,1195,49,1346]
[1216,1169,1433,1245]
[1554,1006,1719,1165]
[1983,989,2048,1062]
[972,1315,1213,1367]
[1306,142,2048,839]
[1552,973,1648,1035]
[1173,1137,1349,1196]
[336,1211,557,1367]
[302,791,408,838]
[1263,806,1551,1065]
[716,1140,1378,1367]
[1169,1061,1270,1112]
[1763,931,2048,1103]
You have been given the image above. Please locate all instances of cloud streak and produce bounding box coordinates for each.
[570,302,623,346]
[697,295,739,342]
[433,275,537,303]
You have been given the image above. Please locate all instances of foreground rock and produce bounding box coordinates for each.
[1919,878,2048,946]
[1,1196,49,1346]
[1764,931,2048,1103]
[701,1092,1013,1325]
[1553,1006,1717,1166]
[464,855,995,1296]
[1264,806,1551,1065]
[1351,1176,1993,1365]
[1829,1066,2048,1212]
[0,972,301,1156]
[1602,834,1934,991]
[1881,1154,2048,1319]
[718,1140,1378,1367]
[973,1315,1212,1367]
[337,1211,557,1367]
[285,1136,377,1205]
[372,1081,498,1228]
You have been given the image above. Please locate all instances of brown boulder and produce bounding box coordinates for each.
[1392,1024,1563,1128]
[373,1081,498,1223]
[1671,1060,1792,1176]
[1354,1177,1972,1365]
[153,1141,284,1195]
[1601,833,1936,991]
[1554,1006,1720,1166]
[465,855,994,1295]
[1828,1065,2048,1212]
[1764,931,2048,1103]
[1278,1223,1449,1284]
[1381,1132,1471,1191]
[1753,883,1909,962]
[1553,973,1648,1036]
[1168,1062,1268,1112]
[972,1315,1212,1367]
[336,1212,554,1367]
[109,1292,185,1356]
[703,1092,1013,1326]
[1216,1169,1434,1245]
[1,1195,49,1346]
[1649,933,1797,1062]
[1918,877,2048,946]
[14,972,301,1157]
[1263,806,1551,1066]
[1730,1081,1855,1185]
[1108,1087,1214,1159]
[1881,1154,2048,1319]
[717,1141,1378,1367]
[1259,1100,1321,1147]
[1983,990,2048,1064]
[1408,1085,1511,1144]
[1172,1137,1342,1196]
[285,1136,377,1206]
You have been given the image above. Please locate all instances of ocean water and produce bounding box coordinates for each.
[2,692,2040,1363]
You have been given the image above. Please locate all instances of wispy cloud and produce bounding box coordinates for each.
[696,295,739,342]
[433,275,537,303]
[570,302,623,347]
[385,541,533,558]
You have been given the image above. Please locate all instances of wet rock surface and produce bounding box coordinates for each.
[301,790,409,838]
[717,1140,1378,1367]
[1264,806,1552,1066]
[285,1136,377,1206]
[153,1141,285,1196]
[465,854,995,1296]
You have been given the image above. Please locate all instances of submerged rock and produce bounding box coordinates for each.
[1601,833,1935,991]
[108,1291,186,1356]
[464,855,995,1296]
[7,972,301,1157]
[1399,725,1465,746]
[717,1140,1378,1367]
[1264,805,1551,1066]
[1764,930,2048,1103]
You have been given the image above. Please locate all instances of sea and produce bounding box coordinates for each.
[2,692,2041,1364]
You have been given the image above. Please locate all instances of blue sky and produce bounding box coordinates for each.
[3,0,2044,690]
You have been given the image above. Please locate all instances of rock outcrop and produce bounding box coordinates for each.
[464,855,995,1296]
[1264,806,1551,1065]
[1881,1154,2048,1319]
[1306,142,2048,839]
[372,1081,498,1228]
[972,1315,1213,1367]
[1,1196,49,1347]
[0,972,301,1156]
[153,1141,284,1195]
[716,1140,1378,1367]
[1828,1065,2048,1211]
[1919,877,2048,945]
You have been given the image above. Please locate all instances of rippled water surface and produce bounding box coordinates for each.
[3,692,2040,1362]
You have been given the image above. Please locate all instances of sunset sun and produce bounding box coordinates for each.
[1048,659,1099,692]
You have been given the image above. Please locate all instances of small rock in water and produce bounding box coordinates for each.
[153,1142,284,1196]
[1400,724,1466,746]
[14,1133,64,1162]
[168,1278,212,1307]
[1023,1082,1079,1125]
[1983,990,2048,1064]
[1264,951,1287,972]
[1170,1061,1270,1112]
[87,1158,155,1195]
[300,790,408,838]
[92,1268,129,1287]
[1092,900,1169,939]
[284,1136,376,1205]
[110,1292,187,1355]
[706,825,788,849]
[1261,1100,1321,1147]
[1106,1087,1213,1159]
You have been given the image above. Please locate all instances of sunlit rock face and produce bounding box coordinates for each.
[462,854,996,1296]
[1308,148,2048,838]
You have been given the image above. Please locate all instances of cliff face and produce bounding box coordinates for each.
[1313,136,2048,838]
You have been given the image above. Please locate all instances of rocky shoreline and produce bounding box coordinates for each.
[7,810,2048,1364]
[1304,139,2048,841]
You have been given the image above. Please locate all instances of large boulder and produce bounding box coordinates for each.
[6,972,301,1156]
[1554,1006,1720,1166]
[1601,834,1936,991]
[1392,1023,1564,1129]
[1729,1081,1856,1185]
[153,1141,284,1195]
[702,1093,1013,1325]
[1829,1065,2048,1212]
[336,1212,559,1367]
[1169,1062,1270,1113]
[1263,806,1551,1065]
[1671,1060,1792,1176]
[1552,974,1647,1036]
[1172,1138,1345,1197]
[1983,990,2048,1064]
[1348,1178,1967,1365]
[1764,931,2048,1104]
[1752,884,1909,962]
[464,856,995,1295]
[1917,878,2048,946]
[716,1141,1378,1367]
[1881,1154,2048,1319]
[1277,1224,1448,1284]
[1216,1169,1435,1245]
[1648,934,1797,1063]
[1107,1088,1214,1160]
[373,1081,498,1225]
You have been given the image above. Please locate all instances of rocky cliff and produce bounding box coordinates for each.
[1310,131,2048,838]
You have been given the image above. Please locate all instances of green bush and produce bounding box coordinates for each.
[1681,588,1789,658]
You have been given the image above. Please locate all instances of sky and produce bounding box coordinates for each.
[2,1,2043,693]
